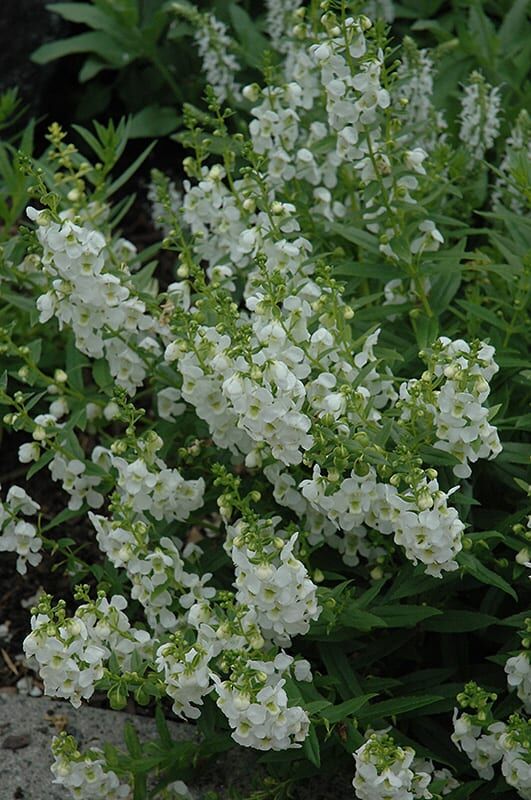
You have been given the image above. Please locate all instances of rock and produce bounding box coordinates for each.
[2,734,31,750]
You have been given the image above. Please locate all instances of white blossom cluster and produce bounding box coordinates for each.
[212,652,310,751]
[493,109,531,213]
[90,516,214,631]
[396,37,446,149]
[506,652,531,713]
[399,337,501,478]
[301,466,464,577]
[51,733,131,799]
[191,11,242,103]
[28,206,159,394]
[459,71,501,162]
[452,711,531,798]
[0,485,41,574]
[101,438,205,523]
[155,634,212,719]
[49,453,104,511]
[353,731,433,799]
[15,6,515,781]
[227,517,321,644]
[265,0,302,54]
[24,593,150,708]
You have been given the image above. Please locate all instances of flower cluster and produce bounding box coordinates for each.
[459,71,501,162]
[399,337,501,478]
[51,732,131,799]
[353,731,432,800]
[452,683,531,798]
[155,633,212,719]
[213,652,310,751]
[173,5,241,104]
[493,109,531,213]
[4,4,525,798]
[227,517,321,644]
[24,592,151,707]
[0,485,41,574]
[28,206,159,394]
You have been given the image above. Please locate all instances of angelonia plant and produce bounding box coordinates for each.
[0,1,530,799]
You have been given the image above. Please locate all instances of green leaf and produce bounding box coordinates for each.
[92,358,113,391]
[229,4,269,69]
[318,644,363,699]
[27,449,55,480]
[455,300,509,332]
[128,106,181,138]
[423,610,498,633]
[46,2,113,29]
[322,694,376,724]
[459,553,518,601]
[303,724,320,767]
[330,222,380,254]
[370,604,442,627]
[357,694,443,722]
[413,313,439,350]
[107,140,156,195]
[499,0,531,48]
[32,31,128,67]
[123,721,142,757]
[42,506,83,533]
[65,334,88,391]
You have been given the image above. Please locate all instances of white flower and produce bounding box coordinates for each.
[505,653,531,712]
[353,731,432,800]
[213,654,309,751]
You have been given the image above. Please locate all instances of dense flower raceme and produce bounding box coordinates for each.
[27,206,160,395]
[24,592,152,708]
[452,683,531,799]
[0,484,41,574]
[353,732,433,799]
[51,733,131,799]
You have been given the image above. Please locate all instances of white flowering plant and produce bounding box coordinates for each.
[0,1,530,799]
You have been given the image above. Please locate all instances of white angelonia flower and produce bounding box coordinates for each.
[229,520,321,644]
[24,594,151,708]
[265,0,302,54]
[396,38,446,147]
[212,653,309,751]
[353,731,432,799]
[498,722,531,800]
[451,710,504,780]
[157,386,185,421]
[193,12,242,103]
[493,109,531,213]
[459,71,501,162]
[453,708,531,798]
[399,337,501,479]
[51,733,131,799]
[108,444,205,523]
[0,485,42,574]
[27,207,160,395]
[156,636,212,719]
[505,653,531,712]
[410,220,444,255]
[49,453,104,511]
